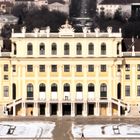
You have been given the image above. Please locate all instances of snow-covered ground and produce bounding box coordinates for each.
[72,123,140,138]
[0,121,55,139]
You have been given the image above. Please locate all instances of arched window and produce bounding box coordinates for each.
[101,43,106,55]
[76,43,82,55]
[117,42,120,55]
[12,83,16,99]
[64,43,69,55]
[52,43,57,55]
[27,83,33,99]
[100,83,107,98]
[88,43,94,55]
[39,43,45,55]
[51,83,57,92]
[64,83,70,92]
[27,43,33,55]
[76,83,83,92]
[88,83,95,92]
[39,83,46,92]
[13,42,17,55]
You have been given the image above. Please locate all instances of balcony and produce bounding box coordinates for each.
[76,92,83,102]
[1,52,12,57]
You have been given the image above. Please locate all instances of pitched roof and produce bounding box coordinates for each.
[100,0,140,5]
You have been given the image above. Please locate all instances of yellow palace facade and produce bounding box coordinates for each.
[0,22,140,117]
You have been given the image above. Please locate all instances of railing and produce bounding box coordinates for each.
[123,52,140,57]
[1,52,12,57]
[111,98,127,107]
[26,97,34,100]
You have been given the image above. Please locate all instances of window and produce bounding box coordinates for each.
[137,85,140,96]
[52,43,57,55]
[27,43,33,55]
[137,75,140,80]
[100,83,107,98]
[76,43,82,55]
[125,75,130,80]
[51,83,57,92]
[3,86,9,97]
[13,42,17,55]
[101,65,106,72]
[27,65,33,72]
[39,43,45,55]
[125,64,130,71]
[88,83,94,92]
[88,43,94,55]
[64,65,70,72]
[137,64,140,71]
[12,65,16,72]
[88,65,94,72]
[125,85,130,96]
[101,43,106,55]
[117,65,121,72]
[76,65,82,72]
[39,83,46,92]
[64,83,70,92]
[4,75,8,80]
[4,64,8,71]
[64,43,69,55]
[51,65,57,72]
[27,83,33,98]
[117,43,119,55]
[76,83,82,92]
[39,65,45,72]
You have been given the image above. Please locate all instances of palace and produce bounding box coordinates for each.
[0,21,140,117]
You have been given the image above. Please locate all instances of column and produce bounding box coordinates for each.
[95,101,100,116]
[34,65,38,100]
[57,102,62,117]
[58,65,62,101]
[13,100,16,116]
[33,102,38,116]
[22,102,26,116]
[132,64,136,100]
[82,102,87,116]
[18,65,21,98]
[107,101,112,116]
[22,65,26,100]
[46,65,50,101]
[83,65,87,116]
[108,65,112,100]
[118,100,121,116]
[95,65,100,99]
[45,102,50,117]
[71,65,75,102]
[71,102,75,117]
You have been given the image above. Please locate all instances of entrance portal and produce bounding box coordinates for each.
[63,103,71,115]
[88,103,94,115]
[76,103,83,115]
[100,103,107,116]
[39,104,45,115]
[51,103,57,115]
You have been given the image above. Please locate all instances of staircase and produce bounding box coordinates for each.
[0,105,4,116]
[6,98,22,108]
[111,98,128,108]
[127,105,140,117]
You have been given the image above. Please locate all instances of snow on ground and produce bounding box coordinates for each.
[72,123,140,138]
[0,121,55,139]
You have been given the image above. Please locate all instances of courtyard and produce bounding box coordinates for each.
[0,117,140,140]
